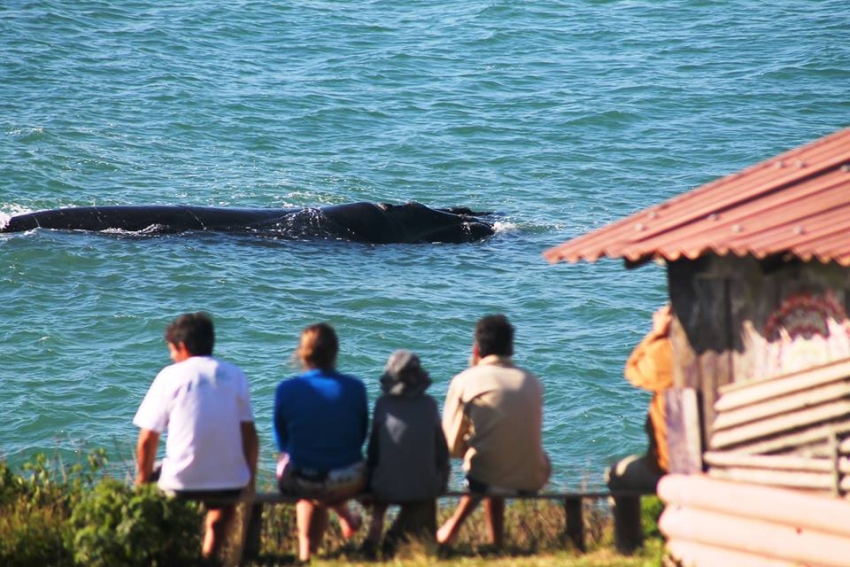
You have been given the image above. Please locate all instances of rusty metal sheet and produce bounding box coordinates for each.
[544,128,850,267]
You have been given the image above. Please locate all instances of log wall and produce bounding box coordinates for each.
[659,474,850,567]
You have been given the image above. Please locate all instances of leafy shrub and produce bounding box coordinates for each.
[0,495,73,567]
[0,461,20,505]
[641,495,664,539]
[69,479,204,567]
[0,460,74,567]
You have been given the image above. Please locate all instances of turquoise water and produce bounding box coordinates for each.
[2,1,848,489]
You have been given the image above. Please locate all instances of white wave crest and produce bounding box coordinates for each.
[492,220,517,233]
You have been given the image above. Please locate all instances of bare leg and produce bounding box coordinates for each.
[329,501,362,538]
[296,499,329,562]
[202,505,236,559]
[365,502,388,544]
[436,494,481,545]
[483,496,505,547]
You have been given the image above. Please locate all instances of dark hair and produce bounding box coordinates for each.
[298,322,339,371]
[475,314,514,357]
[164,312,215,356]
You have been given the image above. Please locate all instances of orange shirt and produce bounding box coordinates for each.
[624,326,672,473]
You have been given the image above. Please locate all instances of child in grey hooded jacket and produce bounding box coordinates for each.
[363,350,449,556]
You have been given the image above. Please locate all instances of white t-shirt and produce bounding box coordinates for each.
[133,355,255,491]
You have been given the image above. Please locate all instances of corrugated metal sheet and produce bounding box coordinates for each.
[543,127,850,267]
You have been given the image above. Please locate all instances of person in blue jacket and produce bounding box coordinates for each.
[273,322,368,563]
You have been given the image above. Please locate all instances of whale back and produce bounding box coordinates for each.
[1,202,496,243]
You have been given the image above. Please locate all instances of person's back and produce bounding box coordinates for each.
[448,357,548,491]
[363,350,449,556]
[274,368,367,471]
[370,392,447,502]
[438,314,550,548]
[150,355,253,490]
[272,323,367,563]
[133,311,258,562]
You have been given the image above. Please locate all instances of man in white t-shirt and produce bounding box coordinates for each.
[133,311,259,561]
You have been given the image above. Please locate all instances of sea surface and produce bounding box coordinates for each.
[2,0,848,490]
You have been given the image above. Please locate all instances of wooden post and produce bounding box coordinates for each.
[666,387,703,474]
[612,495,643,555]
[563,496,585,552]
[240,502,265,562]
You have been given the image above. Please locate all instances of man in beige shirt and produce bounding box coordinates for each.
[437,314,550,547]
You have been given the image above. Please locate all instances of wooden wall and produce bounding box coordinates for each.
[666,255,850,459]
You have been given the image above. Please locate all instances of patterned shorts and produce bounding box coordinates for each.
[276,453,366,503]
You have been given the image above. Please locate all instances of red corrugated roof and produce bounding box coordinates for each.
[543,127,850,267]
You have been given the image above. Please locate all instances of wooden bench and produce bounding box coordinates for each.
[235,488,654,562]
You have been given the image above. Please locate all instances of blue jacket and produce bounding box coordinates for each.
[273,368,368,471]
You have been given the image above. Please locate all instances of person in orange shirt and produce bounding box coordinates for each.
[606,304,673,491]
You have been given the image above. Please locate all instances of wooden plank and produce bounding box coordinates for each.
[710,417,850,455]
[667,539,803,567]
[669,259,733,449]
[249,490,644,503]
[716,358,850,412]
[703,451,833,473]
[659,474,850,537]
[666,387,703,474]
[659,505,850,567]
[729,262,781,387]
[714,381,850,431]
[707,466,835,490]
[710,400,850,449]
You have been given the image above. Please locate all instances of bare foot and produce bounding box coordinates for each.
[436,523,454,545]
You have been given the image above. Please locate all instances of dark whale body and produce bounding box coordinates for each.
[0,202,496,244]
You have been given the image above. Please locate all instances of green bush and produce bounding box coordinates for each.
[0,460,74,567]
[69,479,204,567]
[0,496,73,567]
[641,495,664,540]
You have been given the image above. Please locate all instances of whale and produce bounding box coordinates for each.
[0,202,497,244]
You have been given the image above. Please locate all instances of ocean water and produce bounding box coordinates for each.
[2,0,848,490]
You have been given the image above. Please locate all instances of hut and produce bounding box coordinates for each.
[544,127,850,566]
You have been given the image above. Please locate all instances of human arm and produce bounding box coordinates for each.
[442,378,469,459]
[272,383,289,451]
[135,428,160,486]
[241,421,259,489]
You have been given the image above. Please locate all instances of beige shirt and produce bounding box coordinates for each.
[442,355,550,491]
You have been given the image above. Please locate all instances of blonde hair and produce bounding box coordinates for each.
[297,323,339,371]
